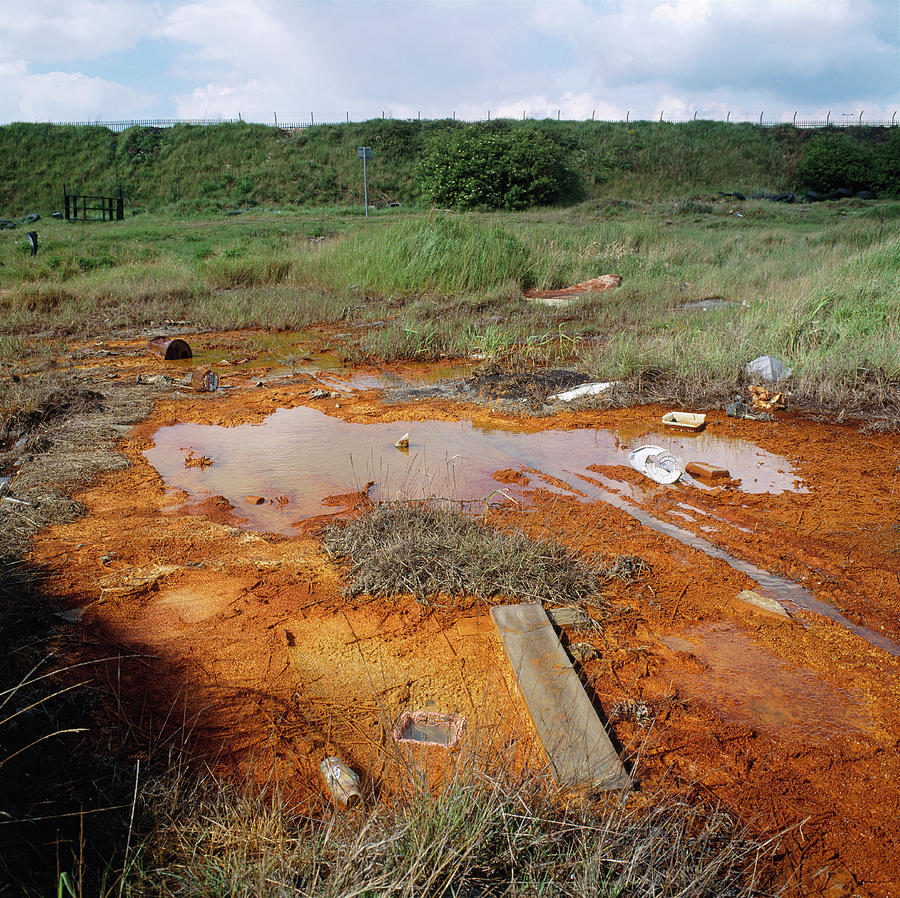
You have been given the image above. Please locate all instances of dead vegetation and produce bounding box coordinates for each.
[0,373,157,558]
[124,752,782,898]
[322,500,647,607]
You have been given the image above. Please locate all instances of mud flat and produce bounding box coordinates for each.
[25,333,900,897]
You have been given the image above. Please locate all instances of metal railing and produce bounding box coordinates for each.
[39,113,898,131]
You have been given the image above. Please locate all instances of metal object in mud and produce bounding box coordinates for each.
[320,756,362,807]
[392,710,466,749]
[146,336,192,360]
[190,369,218,392]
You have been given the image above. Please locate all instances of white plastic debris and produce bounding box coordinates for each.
[746,355,792,383]
[549,382,616,402]
[628,446,685,485]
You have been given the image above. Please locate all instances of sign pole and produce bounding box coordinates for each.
[357,146,372,217]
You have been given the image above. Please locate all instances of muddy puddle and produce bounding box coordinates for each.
[145,405,804,532]
[144,404,900,659]
[162,331,473,390]
[661,626,873,741]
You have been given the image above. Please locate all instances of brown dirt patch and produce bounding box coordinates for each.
[25,339,900,897]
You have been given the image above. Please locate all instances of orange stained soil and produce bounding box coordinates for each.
[31,337,900,897]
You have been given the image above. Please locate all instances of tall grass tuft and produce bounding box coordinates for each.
[123,755,782,897]
[302,214,532,294]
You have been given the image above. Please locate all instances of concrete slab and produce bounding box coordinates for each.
[491,603,631,791]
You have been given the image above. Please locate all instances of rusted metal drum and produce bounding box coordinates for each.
[190,369,219,392]
[146,336,192,360]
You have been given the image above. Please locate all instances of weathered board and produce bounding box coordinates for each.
[491,603,631,791]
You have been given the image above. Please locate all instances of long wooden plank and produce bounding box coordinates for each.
[491,603,631,791]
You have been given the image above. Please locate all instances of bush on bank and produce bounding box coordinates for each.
[416,124,579,210]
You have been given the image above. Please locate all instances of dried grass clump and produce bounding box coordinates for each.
[125,760,781,898]
[322,500,608,606]
[0,374,102,448]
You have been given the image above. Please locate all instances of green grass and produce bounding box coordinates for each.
[1,198,898,409]
[2,120,896,216]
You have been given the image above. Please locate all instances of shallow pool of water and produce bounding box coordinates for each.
[145,405,805,538]
[144,405,900,656]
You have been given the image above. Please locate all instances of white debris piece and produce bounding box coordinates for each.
[628,446,685,485]
[746,355,792,383]
[549,382,617,402]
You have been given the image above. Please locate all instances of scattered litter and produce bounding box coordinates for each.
[319,756,362,807]
[685,461,730,480]
[308,388,330,399]
[136,373,172,386]
[735,589,790,618]
[245,495,266,505]
[392,710,466,749]
[628,446,685,485]
[549,382,616,402]
[749,385,786,411]
[524,274,623,302]
[0,219,17,230]
[395,432,410,450]
[491,603,630,791]
[568,642,597,662]
[662,411,706,432]
[746,355,791,383]
[20,213,40,224]
[725,397,766,420]
[190,369,219,392]
[146,336,192,360]
[25,231,38,256]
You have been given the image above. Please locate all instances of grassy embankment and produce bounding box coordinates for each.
[3,118,892,214]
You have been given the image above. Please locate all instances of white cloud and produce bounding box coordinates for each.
[0,0,896,124]
[0,61,153,122]
[0,1,156,64]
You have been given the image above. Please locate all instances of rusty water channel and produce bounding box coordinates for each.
[144,405,900,657]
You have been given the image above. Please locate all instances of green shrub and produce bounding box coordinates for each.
[416,124,579,210]
[796,133,874,193]
[873,129,900,196]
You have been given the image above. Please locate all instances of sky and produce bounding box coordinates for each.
[1,0,898,126]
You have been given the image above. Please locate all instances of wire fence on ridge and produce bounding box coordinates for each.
[34,113,899,132]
